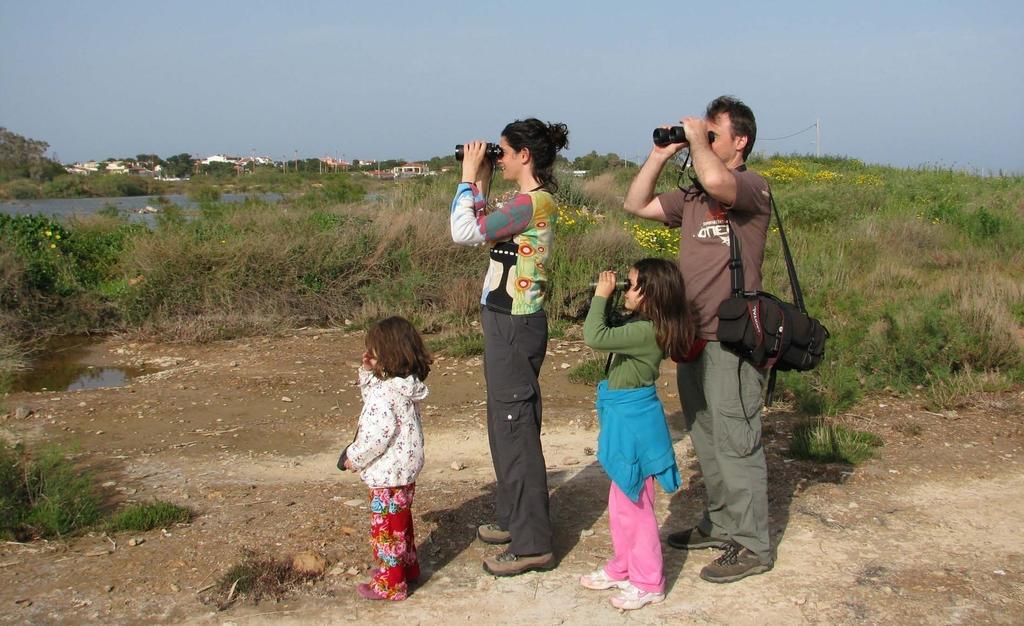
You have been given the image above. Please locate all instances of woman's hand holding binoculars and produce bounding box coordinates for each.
[459,140,494,184]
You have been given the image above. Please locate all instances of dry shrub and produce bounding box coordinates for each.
[581,173,623,211]
[213,548,322,607]
[925,367,1012,411]
[866,263,920,292]
[946,272,1024,370]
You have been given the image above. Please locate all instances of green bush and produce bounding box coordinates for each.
[0,442,27,540]
[2,179,42,200]
[42,175,89,198]
[86,174,149,197]
[0,214,75,295]
[294,175,364,208]
[0,442,101,539]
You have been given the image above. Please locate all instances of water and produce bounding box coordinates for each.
[0,193,282,225]
[13,338,149,393]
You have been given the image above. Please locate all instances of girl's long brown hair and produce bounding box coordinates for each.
[632,258,697,362]
[366,316,433,381]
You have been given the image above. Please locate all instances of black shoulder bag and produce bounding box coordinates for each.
[715,191,829,405]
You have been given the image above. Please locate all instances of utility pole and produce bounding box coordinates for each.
[816,118,821,157]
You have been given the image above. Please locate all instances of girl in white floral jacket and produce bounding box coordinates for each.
[341,316,431,601]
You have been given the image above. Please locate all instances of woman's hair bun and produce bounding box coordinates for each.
[547,122,569,152]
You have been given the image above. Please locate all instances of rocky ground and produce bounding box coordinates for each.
[1,328,1022,625]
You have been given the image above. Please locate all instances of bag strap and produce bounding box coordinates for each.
[769,190,807,313]
[725,185,808,314]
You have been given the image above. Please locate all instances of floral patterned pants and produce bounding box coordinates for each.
[368,484,419,599]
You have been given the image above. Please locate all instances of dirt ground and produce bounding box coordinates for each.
[1,328,1023,625]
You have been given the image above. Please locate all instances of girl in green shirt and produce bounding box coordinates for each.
[580,258,697,610]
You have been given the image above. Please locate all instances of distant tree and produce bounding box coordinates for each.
[163,153,194,178]
[200,161,236,177]
[426,154,458,171]
[571,151,623,175]
[0,127,64,182]
[135,153,163,169]
[378,159,405,170]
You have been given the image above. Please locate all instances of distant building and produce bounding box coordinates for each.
[320,157,351,171]
[104,160,129,175]
[201,154,240,165]
[392,162,428,178]
[66,160,100,175]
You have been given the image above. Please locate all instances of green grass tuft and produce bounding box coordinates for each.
[567,357,606,386]
[107,500,192,533]
[428,331,484,358]
[789,419,883,465]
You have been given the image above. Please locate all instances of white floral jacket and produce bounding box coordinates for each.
[343,368,427,488]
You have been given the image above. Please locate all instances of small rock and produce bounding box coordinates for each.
[327,564,346,577]
[584,446,595,455]
[104,585,114,593]
[128,537,145,547]
[345,566,359,576]
[102,481,117,488]
[559,363,571,369]
[450,461,465,471]
[13,406,33,420]
[292,551,327,576]
[170,583,181,592]
[579,529,595,538]
[281,396,293,403]
[230,361,240,367]
[78,402,87,407]
[343,499,363,507]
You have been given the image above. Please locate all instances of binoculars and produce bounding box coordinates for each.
[455,143,502,161]
[652,127,717,147]
[589,278,632,291]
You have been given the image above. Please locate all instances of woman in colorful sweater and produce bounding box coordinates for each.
[450,118,569,577]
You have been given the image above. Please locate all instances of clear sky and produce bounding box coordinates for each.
[2,1,1022,173]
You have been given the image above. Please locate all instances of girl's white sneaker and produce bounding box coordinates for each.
[579,568,627,591]
[609,582,665,610]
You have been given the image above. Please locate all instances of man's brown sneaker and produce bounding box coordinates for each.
[699,542,773,583]
[477,523,512,545]
[666,526,729,550]
[482,550,555,577]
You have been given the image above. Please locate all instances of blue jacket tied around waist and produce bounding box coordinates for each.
[595,381,680,502]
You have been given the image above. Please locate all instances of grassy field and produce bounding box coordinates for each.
[2,157,1022,415]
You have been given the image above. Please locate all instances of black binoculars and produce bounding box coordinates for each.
[652,126,717,147]
[588,278,632,291]
[455,143,502,161]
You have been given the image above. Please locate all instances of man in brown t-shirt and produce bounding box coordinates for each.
[623,96,773,583]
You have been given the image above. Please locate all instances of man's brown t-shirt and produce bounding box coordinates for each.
[659,168,771,340]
